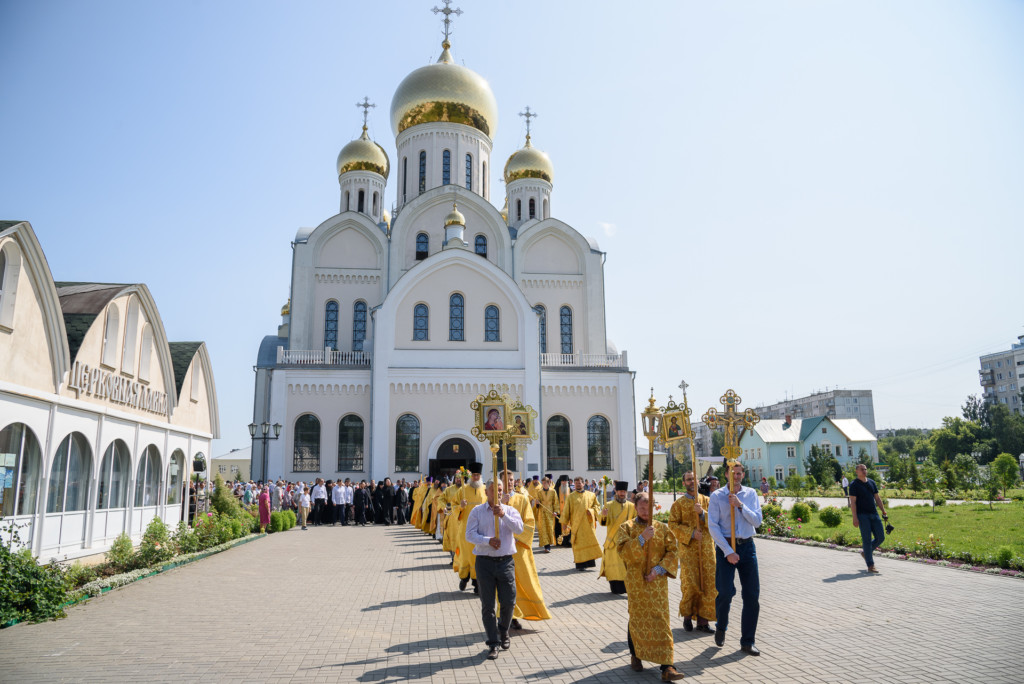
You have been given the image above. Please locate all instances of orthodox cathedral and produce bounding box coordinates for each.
[252,9,636,485]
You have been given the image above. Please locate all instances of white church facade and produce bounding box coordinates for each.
[252,20,636,485]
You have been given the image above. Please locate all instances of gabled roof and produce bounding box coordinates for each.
[168,342,203,395]
[798,416,828,441]
[831,419,876,442]
[54,282,130,362]
[748,419,803,443]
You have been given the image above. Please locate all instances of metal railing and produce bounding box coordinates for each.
[540,352,627,368]
[277,347,372,367]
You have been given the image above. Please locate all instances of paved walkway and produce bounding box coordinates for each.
[651,492,968,511]
[2,521,1020,683]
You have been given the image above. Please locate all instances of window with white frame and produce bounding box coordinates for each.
[786,446,795,458]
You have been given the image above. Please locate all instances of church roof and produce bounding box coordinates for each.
[257,335,286,368]
[53,282,129,362]
[168,341,203,395]
[831,419,876,442]
[748,419,804,443]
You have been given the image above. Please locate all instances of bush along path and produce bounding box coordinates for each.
[1,475,297,627]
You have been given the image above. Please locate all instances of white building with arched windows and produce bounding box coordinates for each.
[251,28,636,485]
[0,220,219,559]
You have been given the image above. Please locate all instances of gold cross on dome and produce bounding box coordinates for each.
[355,97,376,128]
[701,389,760,467]
[432,0,463,43]
[519,106,538,139]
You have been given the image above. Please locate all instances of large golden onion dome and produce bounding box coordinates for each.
[336,126,390,179]
[444,201,466,227]
[503,135,554,184]
[390,41,498,138]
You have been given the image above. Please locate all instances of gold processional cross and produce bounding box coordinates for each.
[702,389,760,551]
[432,0,463,43]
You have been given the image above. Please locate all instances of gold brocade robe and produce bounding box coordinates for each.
[441,485,461,552]
[410,483,428,527]
[534,488,557,547]
[427,487,446,535]
[563,490,602,564]
[504,492,551,621]
[668,493,717,620]
[615,518,679,666]
[599,499,636,583]
[455,482,488,579]
[420,486,436,533]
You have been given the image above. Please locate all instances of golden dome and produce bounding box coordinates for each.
[390,42,498,138]
[281,299,291,316]
[382,209,391,227]
[503,135,553,184]
[336,126,390,179]
[444,201,465,227]
[500,197,508,224]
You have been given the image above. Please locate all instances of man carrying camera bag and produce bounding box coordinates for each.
[849,463,888,574]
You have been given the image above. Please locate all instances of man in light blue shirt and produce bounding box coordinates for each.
[465,480,524,660]
[707,462,763,656]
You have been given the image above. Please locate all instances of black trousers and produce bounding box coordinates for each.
[313,499,326,525]
[476,555,516,648]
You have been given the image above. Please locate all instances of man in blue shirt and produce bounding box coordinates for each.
[708,462,763,656]
[849,463,888,574]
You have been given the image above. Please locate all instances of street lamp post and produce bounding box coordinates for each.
[248,421,282,483]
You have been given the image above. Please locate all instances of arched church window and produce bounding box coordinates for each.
[587,415,611,470]
[442,149,451,185]
[482,161,487,196]
[546,416,571,470]
[133,444,160,508]
[372,191,379,216]
[516,199,522,222]
[415,232,429,260]
[529,198,536,220]
[465,154,473,190]
[402,157,407,203]
[0,243,20,329]
[101,304,120,368]
[338,415,364,471]
[560,306,573,355]
[324,300,339,351]
[293,414,320,472]
[395,414,420,472]
[138,324,153,381]
[536,304,547,353]
[484,305,500,342]
[121,295,139,373]
[357,189,365,213]
[352,301,367,352]
[419,151,426,193]
[0,422,41,517]
[167,449,185,505]
[345,191,351,211]
[97,439,130,509]
[474,234,487,257]
[48,432,93,513]
[449,293,464,341]
[543,198,549,219]
[413,304,429,340]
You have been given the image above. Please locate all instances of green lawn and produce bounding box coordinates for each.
[784,501,1024,564]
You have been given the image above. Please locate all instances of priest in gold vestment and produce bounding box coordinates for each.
[409,478,429,527]
[500,470,552,628]
[614,492,685,681]
[442,475,463,554]
[668,471,716,633]
[455,462,487,592]
[562,476,602,570]
[599,480,635,594]
[533,477,558,552]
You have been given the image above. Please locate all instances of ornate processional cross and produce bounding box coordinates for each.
[519,106,537,139]
[701,389,760,469]
[432,0,463,43]
[356,97,376,128]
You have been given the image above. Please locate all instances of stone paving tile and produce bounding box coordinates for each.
[1,521,1021,683]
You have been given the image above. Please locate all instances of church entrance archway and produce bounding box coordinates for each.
[430,437,476,480]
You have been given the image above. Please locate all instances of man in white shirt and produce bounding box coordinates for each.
[331,479,346,526]
[340,478,354,526]
[465,479,524,661]
[311,478,327,526]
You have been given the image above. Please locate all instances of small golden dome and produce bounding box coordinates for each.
[503,135,553,184]
[444,201,465,227]
[500,197,508,223]
[281,299,291,316]
[390,42,498,138]
[382,209,391,227]
[336,126,390,179]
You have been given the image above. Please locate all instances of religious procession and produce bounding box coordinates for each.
[399,386,765,680]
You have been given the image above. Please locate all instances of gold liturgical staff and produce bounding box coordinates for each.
[701,390,760,551]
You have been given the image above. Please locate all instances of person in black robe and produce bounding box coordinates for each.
[380,478,395,525]
[394,479,408,525]
[354,481,370,525]
[373,483,387,524]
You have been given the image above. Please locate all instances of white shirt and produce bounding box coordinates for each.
[312,484,327,500]
[465,501,523,557]
[299,493,311,508]
[340,485,353,504]
[842,476,850,487]
[331,485,345,505]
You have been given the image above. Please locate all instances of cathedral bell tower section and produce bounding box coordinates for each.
[337,98,390,223]
[503,108,553,230]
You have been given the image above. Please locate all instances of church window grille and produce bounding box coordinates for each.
[293,414,321,472]
[474,234,487,257]
[546,416,571,470]
[516,199,522,222]
[0,423,41,517]
[324,300,339,350]
[357,189,365,213]
[449,293,464,341]
[395,414,420,472]
[465,154,473,190]
[413,304,429,340]
[419,151,426,193]
[536,305,547,353]
[352,301,367,351]
[559,306,573,354]
[402,157,407,202]
[132,444,160,508]
[484,305,500,342]
[442,149,451,185]
[416,232,429,260]
[529,198,536,220]
[338,415,364,471]
[587,415,611,470]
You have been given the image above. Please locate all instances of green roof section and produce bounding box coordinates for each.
[62,313,98,362]
[168,342,203,396]
[798,416,828,441]
[0,220,27,231]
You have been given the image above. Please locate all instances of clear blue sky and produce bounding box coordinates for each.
[2,1,1022,457]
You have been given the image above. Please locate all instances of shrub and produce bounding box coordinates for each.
[807,500,820,512]
[64,561,98,589]
[996,546,1014,569]
[830,530,851,546]
[767,477,777,489]
[230,518,243,539]
[818,506,843,528]
[210,473,244,518]
[762,503,782,519]
[173,521,201,555]
[284,510,297,529]
[269,511,284,533]
[0,521,70,624]
[791,502,812,524]
[933,494,946,507]
[136,517,174,568]
[811,534,824,542]
[106,532,137,571]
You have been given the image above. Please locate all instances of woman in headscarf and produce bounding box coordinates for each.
[258,484,272,532]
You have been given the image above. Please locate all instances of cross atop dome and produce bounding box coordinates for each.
[519,106,538,143]
[356,97,376,129]
[432,0,463,46]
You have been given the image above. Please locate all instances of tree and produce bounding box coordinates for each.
[919,461,942,508]
[930,417,982,463]
[961,394,991,427]
[912,440,932,464]
[804,445,838,487]
[991,452,1021,498]
[711,430,725,459]
[951,453,980,488]
[990,404,1024,462]
[908,460,922,491]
